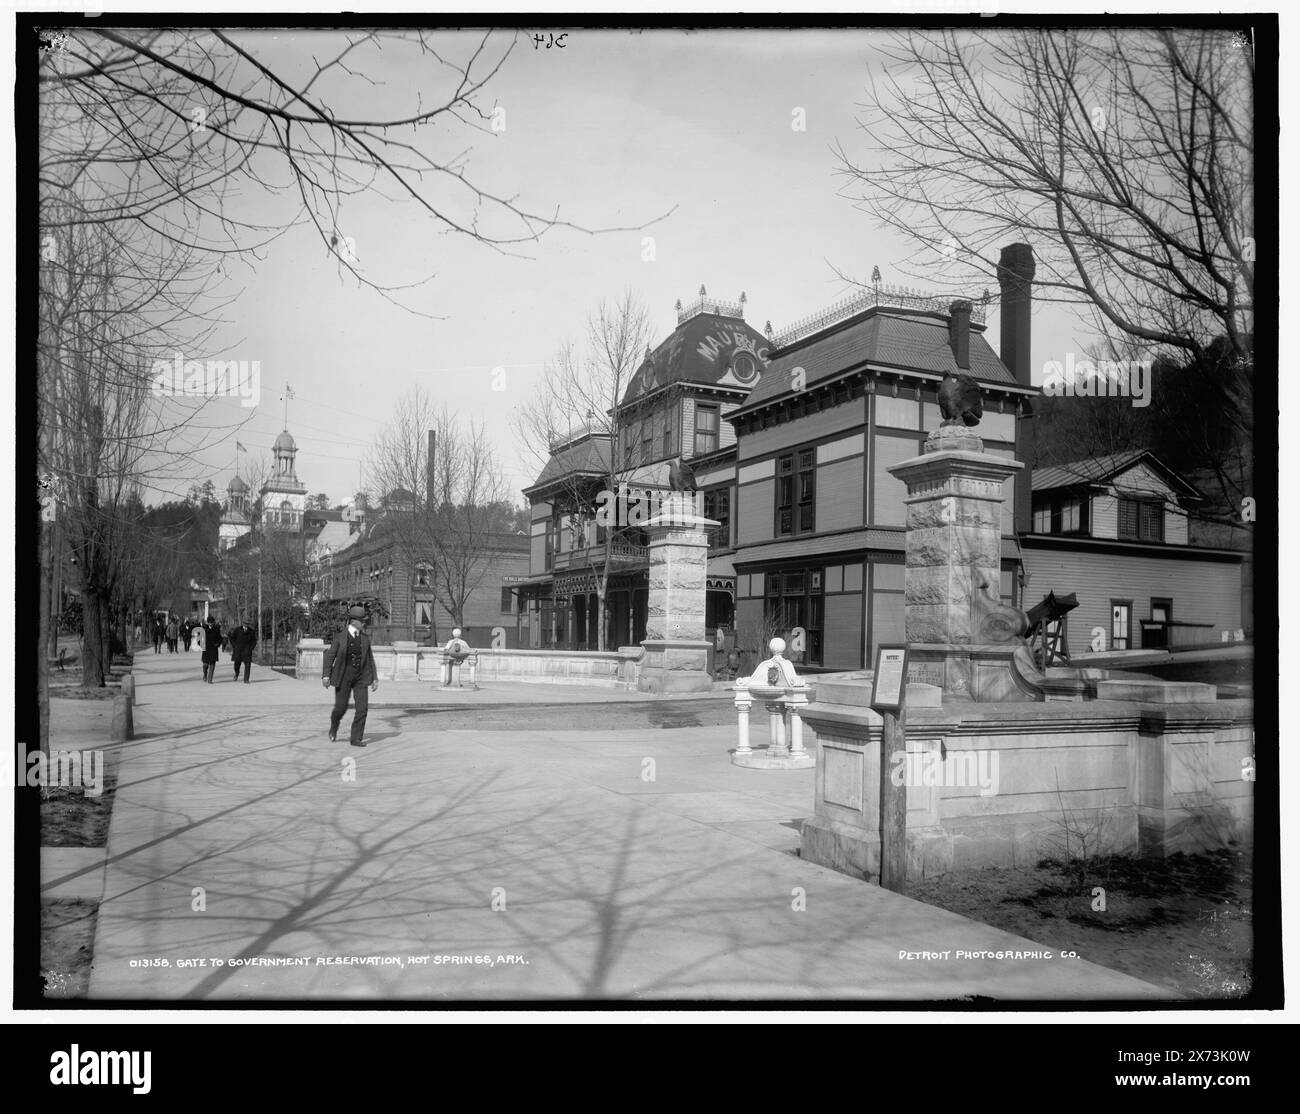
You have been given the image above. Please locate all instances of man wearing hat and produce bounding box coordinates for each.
[322,606,379,746]
[228,617,258,683]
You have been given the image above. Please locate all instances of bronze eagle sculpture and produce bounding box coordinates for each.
[938,371,983,427]
[668,456,698,492]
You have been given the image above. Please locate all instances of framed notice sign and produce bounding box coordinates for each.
[870,644,909,714]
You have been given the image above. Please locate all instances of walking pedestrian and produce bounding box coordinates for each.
[181,618,194,652]
[322,606,379,747]
[152,618,163,654]
[200,616,221,683]
[228,618,257,683]
[166,615,179,653]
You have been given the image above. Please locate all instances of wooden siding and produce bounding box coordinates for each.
[737,477,775,545]
[870,590,906,656]
[817,432,865,463]
[872,434,921,526]
[736,400,865,461]
[1092,494,1118,539]
[1112,461,1178,498]
[1165,506,1189,545]
[1021,547,1242,652]
[824,590,864,669]
[817,457,865,533]
[875,394,921,430]
[720,402,739,449]
[693,462,735,488]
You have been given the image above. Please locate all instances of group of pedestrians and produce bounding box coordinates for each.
[146,602,382,747]
[195,616,259,683]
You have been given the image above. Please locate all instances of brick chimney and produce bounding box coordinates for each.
[948,299,972,369]
[997,242,1035,536]
[997,243,1035,386]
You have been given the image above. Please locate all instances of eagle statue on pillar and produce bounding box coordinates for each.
[668,456,698,492]
[938,371,983,427]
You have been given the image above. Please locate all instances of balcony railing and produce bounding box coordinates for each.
[770,284,988,348]
[608,542,649,561]
[551,542,649,571]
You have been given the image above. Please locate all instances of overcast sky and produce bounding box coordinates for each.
[159,27,1090,508]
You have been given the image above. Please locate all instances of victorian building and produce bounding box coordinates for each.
[517,289,772,651]
[518,247,1247,670]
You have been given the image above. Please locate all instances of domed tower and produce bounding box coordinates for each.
[261,428,308,529]
[219,474,252,551]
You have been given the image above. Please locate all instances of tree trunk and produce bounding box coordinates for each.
[80,580,107,688]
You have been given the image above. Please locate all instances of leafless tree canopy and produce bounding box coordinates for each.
[512,289,653,650]
[37,26,669,695]
[837,28,1254,361]
[40,28,670,310]
[365,386,511,634]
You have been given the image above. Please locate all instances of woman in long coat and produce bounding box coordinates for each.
[200,617,222,683]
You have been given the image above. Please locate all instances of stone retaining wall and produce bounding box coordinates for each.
[800,675,1253,879]
[297,639,644,688]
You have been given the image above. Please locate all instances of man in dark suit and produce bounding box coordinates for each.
[322,606,379,747]
[200,617,222,683]
[228,619,258,683]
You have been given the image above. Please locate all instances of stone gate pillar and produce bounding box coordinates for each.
[637,494,718,694]
[887,424,1026,701]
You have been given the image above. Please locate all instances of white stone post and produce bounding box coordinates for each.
[767,701,788,756]
[735,689,753,756]
[787,685,808,757]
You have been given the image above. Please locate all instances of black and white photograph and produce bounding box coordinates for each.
[19,9,1279,1031]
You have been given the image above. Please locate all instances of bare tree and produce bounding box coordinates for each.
[512,289,653,650]
[37,25,669,713]
[40,28,670,311]
[837,28,1253,360]
[366,386,510,639]
[427,417,511,630]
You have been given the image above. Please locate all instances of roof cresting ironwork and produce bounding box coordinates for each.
[771,283,988,349]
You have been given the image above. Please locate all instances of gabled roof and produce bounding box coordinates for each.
[1032,450,1203,498]
[730,309,1023,418]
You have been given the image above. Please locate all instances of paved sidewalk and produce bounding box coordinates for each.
[81,650,1170,1001]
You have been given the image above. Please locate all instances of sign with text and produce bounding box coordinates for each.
[870,644,910,714]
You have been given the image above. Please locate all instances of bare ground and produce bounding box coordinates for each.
[41,899,98,999]
[903,846,1253,999]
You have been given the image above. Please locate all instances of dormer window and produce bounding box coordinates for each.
[1031,495,1088,536]
[1119,496,1163,542]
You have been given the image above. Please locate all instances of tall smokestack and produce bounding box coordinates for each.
[998,242,1035,536]
[426,429,436,512]
[948,299,972,369]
